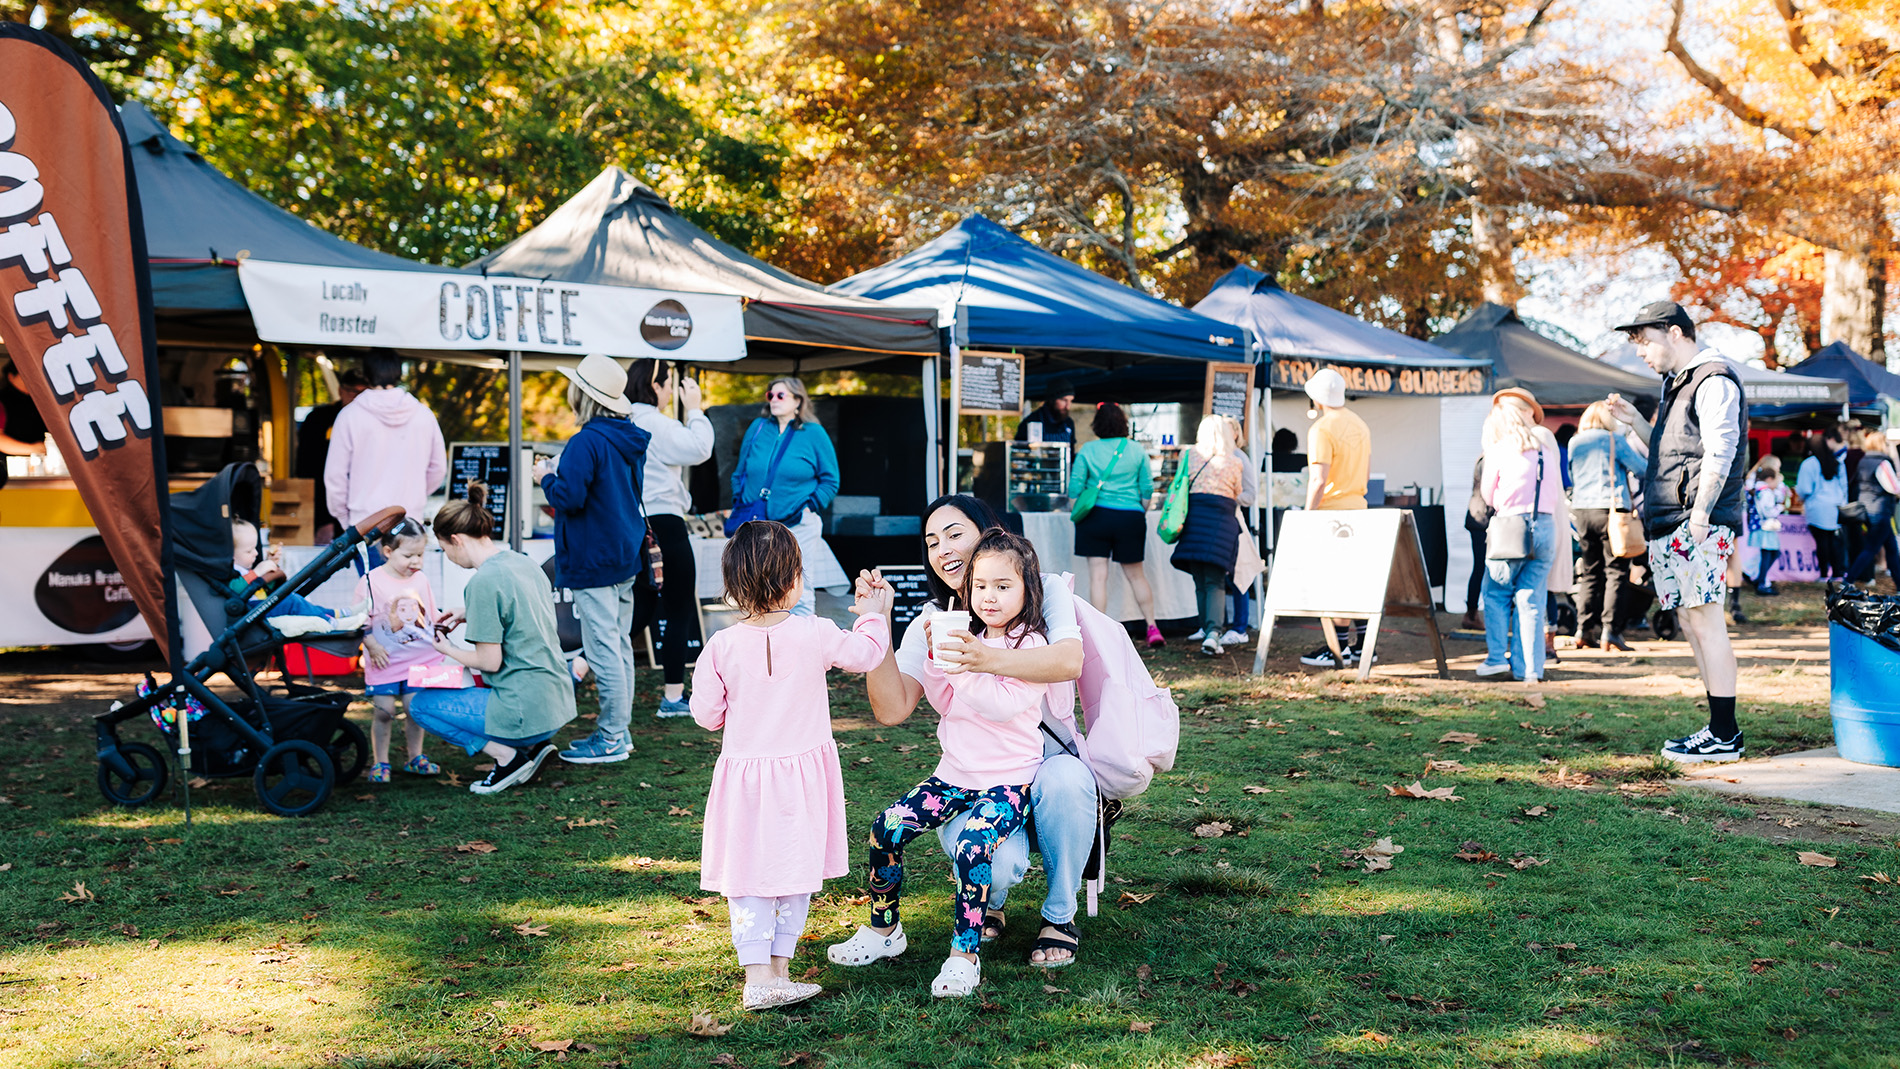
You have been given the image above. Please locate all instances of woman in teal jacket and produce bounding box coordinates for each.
[1067,403,1162,647]
[730,377,842,615]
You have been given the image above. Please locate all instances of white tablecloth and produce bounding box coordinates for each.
[1017,510,1199,623]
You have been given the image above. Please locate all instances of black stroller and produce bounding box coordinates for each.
[93,463,406,817]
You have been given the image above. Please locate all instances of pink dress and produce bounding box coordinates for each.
[691,612,890,897]
[352,567,440,687]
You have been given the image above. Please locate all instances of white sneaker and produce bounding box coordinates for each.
[742,979,823,1011]
[930,955,981,998]
[1186,628,1206,642]
[827,924,907,966]
[1199,638,1223,657]
[1474,662,1512,678]
[1218,629,1250,647]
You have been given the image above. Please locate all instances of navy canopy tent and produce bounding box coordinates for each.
[470,167,938,371]
[833,215,1247,399]
[1194,266,1490,397]
[1433,303,1659,410]
[120,102,440,345]
[1777,341,1900,417]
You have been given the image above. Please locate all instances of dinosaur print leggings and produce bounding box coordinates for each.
[867,777,1031,953]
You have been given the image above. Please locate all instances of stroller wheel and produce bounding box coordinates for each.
[97,741,169,807]
[254,740,335,817]
[326,719,370,786]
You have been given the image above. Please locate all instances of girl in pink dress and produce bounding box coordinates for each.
[352,520,443,783]
[828,529,1048,999]
[692,520,890,1012]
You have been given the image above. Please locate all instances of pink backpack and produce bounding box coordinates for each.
[1055,577,1180,800]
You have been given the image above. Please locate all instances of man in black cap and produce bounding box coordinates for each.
[1014,378,1077,447]
[1607,301,1747,763]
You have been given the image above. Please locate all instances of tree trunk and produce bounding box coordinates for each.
[1471,204,1522,306]
[1822,246,1878,357]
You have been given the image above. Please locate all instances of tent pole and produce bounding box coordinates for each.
[923,353,942,503]
[508,350,524,552]
[948,334,962,496]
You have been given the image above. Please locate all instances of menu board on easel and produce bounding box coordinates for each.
[1203,361,1256,439]
[448,442,510,535]
[958,351,1025,416]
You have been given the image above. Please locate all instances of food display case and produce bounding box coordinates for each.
[1004,441,1069,512]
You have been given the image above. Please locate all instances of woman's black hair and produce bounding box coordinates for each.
[1814,430,1841,481]
[364,352,403,388]
[1272,428,1297,453]
[921,493,1005,609]
[1092,402,1129,439]
[626,359,662,407]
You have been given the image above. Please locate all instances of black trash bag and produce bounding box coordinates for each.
[1826,583,1900,653]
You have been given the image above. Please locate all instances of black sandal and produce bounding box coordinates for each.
[1029,921,1078,969]
[980,908,1006,944]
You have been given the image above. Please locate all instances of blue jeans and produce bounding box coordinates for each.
[407,686,554,756]
[1482,514,1556,680]
[937,743,1096,926]
[571,580,636,740]
[263,591,333,621]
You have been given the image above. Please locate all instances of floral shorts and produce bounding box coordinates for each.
[1648,521,1736,611]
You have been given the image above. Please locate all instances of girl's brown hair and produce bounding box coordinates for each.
[722,520,803,616]
[434,482,498,541]
[959,528,1047,648]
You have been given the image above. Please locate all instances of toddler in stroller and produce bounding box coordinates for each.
[230,518,367,636]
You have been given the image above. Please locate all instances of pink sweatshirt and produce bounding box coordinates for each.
[1483,439,1562,516]
[323,389,448,529]
[920,631,1048,789]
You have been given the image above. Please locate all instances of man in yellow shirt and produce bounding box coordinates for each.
[1298,369,1374,667]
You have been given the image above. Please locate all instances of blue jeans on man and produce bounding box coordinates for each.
[1481,514,1556,680]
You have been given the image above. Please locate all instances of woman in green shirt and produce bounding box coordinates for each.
[1067,403,1162,647]
[409,483,578,795]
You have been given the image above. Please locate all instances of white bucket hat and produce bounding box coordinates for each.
[1304,367,1346,409]
[558,353,633,416]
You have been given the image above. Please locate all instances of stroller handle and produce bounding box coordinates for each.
[354,507,408,540]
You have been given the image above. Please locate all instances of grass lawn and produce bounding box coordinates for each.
[2,634,1898,1068]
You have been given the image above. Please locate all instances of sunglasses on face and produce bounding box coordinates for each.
[767,391,792,400]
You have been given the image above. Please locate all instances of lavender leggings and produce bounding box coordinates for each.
[726,893,812,966]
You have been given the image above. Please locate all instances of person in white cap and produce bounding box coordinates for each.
[535,354,652,765]
[1297,368,1374,668]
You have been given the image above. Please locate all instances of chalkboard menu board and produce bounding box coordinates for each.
[1202,362,1256,439]
[879,565,934,643]
[448,442,510,535]
[958,351,1025,416]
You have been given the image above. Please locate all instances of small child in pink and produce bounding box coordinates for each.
[692,520,890,1013]
[350,520,443,783]
[828,529,1048,999]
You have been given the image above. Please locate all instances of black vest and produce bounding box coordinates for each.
[1642,359,1747,538]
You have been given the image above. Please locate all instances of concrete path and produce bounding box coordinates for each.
[1675,747,1900,815]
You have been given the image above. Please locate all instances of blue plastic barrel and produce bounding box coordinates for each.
[1830,622,1900,767]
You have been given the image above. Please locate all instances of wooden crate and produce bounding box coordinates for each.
[267,478,317,545]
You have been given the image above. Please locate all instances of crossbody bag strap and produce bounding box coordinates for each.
[757,424,799,501]
[731,420,762,501]
[1040,720,1082,760]
[1091,438,1129,493]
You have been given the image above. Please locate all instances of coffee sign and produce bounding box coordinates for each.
[238,260,746,361]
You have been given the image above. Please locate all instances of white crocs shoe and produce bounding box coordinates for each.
[930,955,981,998]
[742,979,822,1011]
[827,924,907,966]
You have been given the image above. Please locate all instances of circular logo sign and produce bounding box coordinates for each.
[34,535,142,635]
[641,299,693,351]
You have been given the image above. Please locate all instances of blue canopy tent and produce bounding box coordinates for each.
[832,215,1249,404]
[1193,266,1491,396]
[1776,341,1900,419]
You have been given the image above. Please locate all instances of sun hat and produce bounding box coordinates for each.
[1304,368,1347,409]
[1491,387,1545,425]
[558,353,634,416]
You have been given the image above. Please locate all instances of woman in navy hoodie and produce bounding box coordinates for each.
[536,354,650,765]
[730,377,841,615]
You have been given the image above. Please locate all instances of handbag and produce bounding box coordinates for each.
[1608,509,1646,559]
[724,421,799,537]
[1158,456,1207,544]
[1070,438,1129,523]
[1485,449,1543,560]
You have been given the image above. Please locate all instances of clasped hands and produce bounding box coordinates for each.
[851,568,991,673]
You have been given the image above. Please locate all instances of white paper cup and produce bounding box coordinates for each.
[932,610,972,672]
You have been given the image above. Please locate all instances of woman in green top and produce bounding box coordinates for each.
[409,482,578,795]
[1066,403,1163,647]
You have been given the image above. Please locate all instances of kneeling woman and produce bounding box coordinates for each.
[854,495,1095,970]
[410,484,578,795]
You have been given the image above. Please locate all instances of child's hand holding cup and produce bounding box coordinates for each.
[931,605,974,674]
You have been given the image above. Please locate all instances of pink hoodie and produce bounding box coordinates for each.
[322,388,448,529]
[920,631,1048,790]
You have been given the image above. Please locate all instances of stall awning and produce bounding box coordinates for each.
[467,168,938,371]
[1786,341,1900,405]
[1432,303,1659,408]
[833,215,1243,365]
[1193,266,1490,397]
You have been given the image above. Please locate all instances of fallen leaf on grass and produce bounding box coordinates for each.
[1522,692,1547,709]
[1525,942,1578,952]
[1385,781,1462,801]
[353,793,376,802]
[1523,805,1549,817]
[1128,1021,1154,1034]
[1836,820,1865,828]
[1453,848,1498,863]
[1193,822,1234,839]
[600,962,638,973]
[1544,765,1596,790]
[1118,892,1158,908]
[57,882,95,903]
[1361,1030,1392,1045]
[1438,731,1482,746]
[531,1040,574,1053]
[566,818,616,830]
[187,777,209,789]
[441,773,466,788]
[1042,984,1069,993]
[778,1054,825,1067]
[1750,958,1778,973]
[1618,781,1672,797]
[1353,838,1404,872]
[1425,760,1470,774]
[1507,856,1551,870]
[513,921,551,938]
[686,1013,733,1037]
[455,841,498,854]
[1861,872,1894,884]
[1798,851,1839,868]
[1242,785,1270,794]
